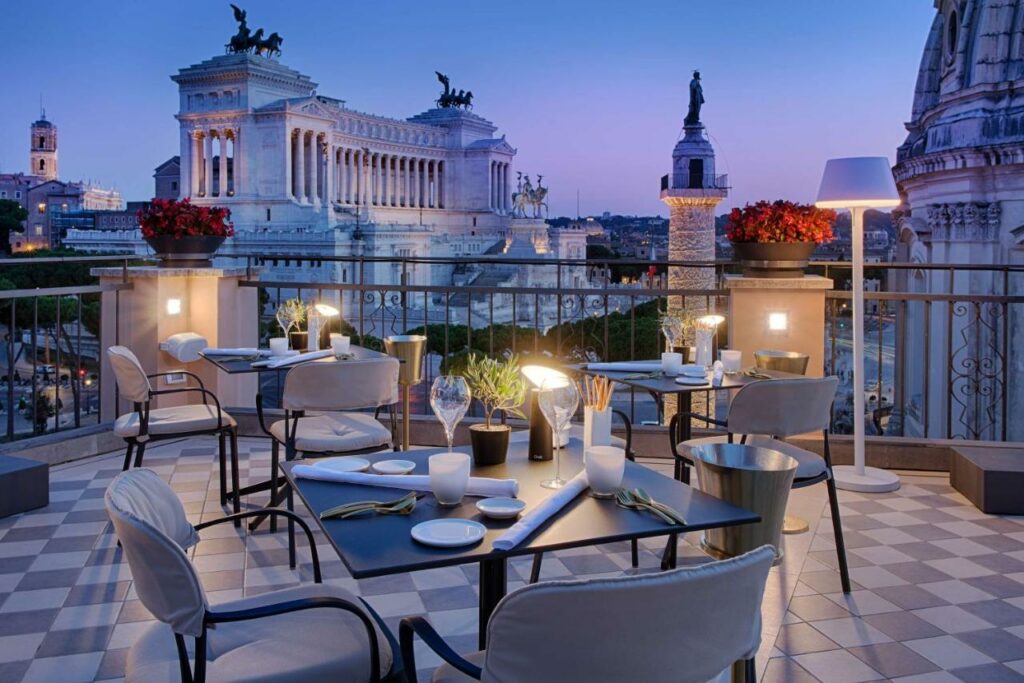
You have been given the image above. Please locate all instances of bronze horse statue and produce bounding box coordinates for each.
[255,31,283,57]
[226,5,283,57]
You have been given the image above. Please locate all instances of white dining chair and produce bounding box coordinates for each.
[105,468,402,683]
[402,545,775,683]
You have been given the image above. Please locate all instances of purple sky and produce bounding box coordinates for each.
[0,1,935,217]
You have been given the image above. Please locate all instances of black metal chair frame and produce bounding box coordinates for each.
[117,371,241,524]
[399,614,756,683]
[163,509,403,683]
[669,414,851,593]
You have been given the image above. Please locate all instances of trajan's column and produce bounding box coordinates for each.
[660,71,728,321]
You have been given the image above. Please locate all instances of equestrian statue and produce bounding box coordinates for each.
[512,173,549,219]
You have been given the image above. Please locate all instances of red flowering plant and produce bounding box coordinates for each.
[137,198,234,240]
[725,200,835,244]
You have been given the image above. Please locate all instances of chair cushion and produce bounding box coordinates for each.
[126,584,393,683]
[270,413,392,453]
[431,651,486,683]
[680,435,827,480]
[114,404,236,438]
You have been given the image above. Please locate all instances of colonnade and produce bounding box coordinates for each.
[187,129,237,198]
[489,160,510,212]
[286,128,444,210]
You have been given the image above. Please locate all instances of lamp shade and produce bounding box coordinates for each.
[815,157,900,209]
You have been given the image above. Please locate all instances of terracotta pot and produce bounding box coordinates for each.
[469,424,511,466]
[731,242,816,278]
[145,235,225,268]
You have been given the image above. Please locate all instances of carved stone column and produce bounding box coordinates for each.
[295,130,306,203]
[203,132,213,198]
[218,130,229,198]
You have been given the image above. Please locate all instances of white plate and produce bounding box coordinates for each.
[680,364,706,377]
[675,376,709,386]
[372,459,416,475]
[311,457,370,473]
[411,519,487,548]
[476,497,526,520]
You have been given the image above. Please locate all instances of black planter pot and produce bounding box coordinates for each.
[289,331,309,351]
[731,242,816,278]
[145,235,225,268]
[469,424,511,466]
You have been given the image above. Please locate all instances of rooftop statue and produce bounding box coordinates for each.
[435,72,474,110]
[226,5,283,57]
[512,173,549,219]
[685,70,704,126]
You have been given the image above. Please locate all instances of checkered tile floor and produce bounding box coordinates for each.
[0,437,1023,682]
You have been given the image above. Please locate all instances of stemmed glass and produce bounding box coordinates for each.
[661,315,683,352]
[537,377,579,489]
[430,376,471,453]
[275,305,292,339]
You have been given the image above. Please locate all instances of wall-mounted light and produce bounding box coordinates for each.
[166,298,182,316]
[768,311,788,332]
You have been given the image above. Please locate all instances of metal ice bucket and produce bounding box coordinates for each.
[693,443,797,564]
[754,349,809,376]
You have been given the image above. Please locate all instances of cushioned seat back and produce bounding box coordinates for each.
[107,346,152,403]
[105,469,207,637]
[727,377,839,437]
[283,357,399,412]
[482,546,774,683]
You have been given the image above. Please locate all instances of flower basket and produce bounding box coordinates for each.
[726,201,835,278]
[138,198,234,268]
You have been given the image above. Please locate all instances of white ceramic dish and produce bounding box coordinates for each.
[372,459,416,475]
[675,376,709,386]
[311,457,370,473]
[475,497,526,520]
[411,519,487,548]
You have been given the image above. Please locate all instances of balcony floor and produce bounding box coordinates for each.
[1,437,1023,682]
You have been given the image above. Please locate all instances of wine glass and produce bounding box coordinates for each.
[275,304,292,339]
[661,315,683,352]
[430,376,471,453]
[537,377,579,489]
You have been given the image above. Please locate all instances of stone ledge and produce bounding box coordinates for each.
[724,274,834,290]
[91,266,251,278]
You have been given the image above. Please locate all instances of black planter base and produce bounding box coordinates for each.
[470,425,511,466]
[732,242,816,278]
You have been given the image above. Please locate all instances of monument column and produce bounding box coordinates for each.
[190,132,202,198]
[284,129,293,200]
[218,131,229,198]
[310,134,321,209]
[325,140,334,221]
[295,130,306,203]
[203,132,214,197]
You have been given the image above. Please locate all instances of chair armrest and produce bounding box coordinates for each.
[610,408,634,460]
[668,412,729,460]
[148,386,226,430]
[148,371,206,390]
[400,616,482,683]
[206,596,383,683]
[255,393,277,439]
[195,509,322,583]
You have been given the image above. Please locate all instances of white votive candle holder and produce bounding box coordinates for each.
[330,333,351,356]
[269,337,289,356]
[429,452,471,507]
[661,352,683,377]
[721,349,742,374]
[585,445,626,498]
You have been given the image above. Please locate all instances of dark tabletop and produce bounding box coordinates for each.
[574,364,805,396]
[284,436,760,579]
[200,344,391,374]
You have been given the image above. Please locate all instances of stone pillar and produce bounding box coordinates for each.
[179,129,192,199]
[663,196,722,316]
[325,141,334,222]
[310,134,321,209]
[94,266,260,420]
[295,130,306,203]
[190,133,202,198]
[284,128,293,200]
[438,161,444,209]
[203,133,213,197]
[724,275,832,377]
[218,131,229,198]
[231,129,240,196]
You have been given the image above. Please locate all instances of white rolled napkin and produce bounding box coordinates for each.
[584,361,661,373]
[202,347,273,357]
[252,349,334,368]
[492,470,590,551]
[292,465,519,498]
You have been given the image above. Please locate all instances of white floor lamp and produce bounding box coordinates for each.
[816,157,901,493]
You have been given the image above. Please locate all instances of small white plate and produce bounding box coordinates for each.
[680,364,706,377]
[411,519,487,548]
[311,457,370,473]
[675,376,709,386]
[476,497,526,520]
[372,459,416,475]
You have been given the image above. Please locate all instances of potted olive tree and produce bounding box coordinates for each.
[464,354,527,466]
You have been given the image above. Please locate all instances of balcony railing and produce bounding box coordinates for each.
[660,173,729,192]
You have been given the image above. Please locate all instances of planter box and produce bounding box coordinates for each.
[0,455,48,518]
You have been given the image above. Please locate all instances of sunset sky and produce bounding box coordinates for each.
[0,0,935,216]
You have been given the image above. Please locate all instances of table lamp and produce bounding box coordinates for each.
[521,365,570,461]
[307,302,340,351]
[816,157,901,493]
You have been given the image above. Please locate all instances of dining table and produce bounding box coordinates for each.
[283,434,760,649]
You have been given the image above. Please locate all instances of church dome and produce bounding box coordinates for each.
[897,0,1024,168]
[32,119,53,129]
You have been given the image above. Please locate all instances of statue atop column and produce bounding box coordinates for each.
[684,70,704,126]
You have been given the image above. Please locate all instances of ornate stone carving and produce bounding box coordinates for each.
[925,201,1001,241]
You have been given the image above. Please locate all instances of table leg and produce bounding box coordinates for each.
[478,557,507,650]
[662,392,693,570]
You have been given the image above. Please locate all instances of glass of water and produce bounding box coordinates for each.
[430,375,471,453]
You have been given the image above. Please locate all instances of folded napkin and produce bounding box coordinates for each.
[252,349,334,368]
[585,361,661,373]
[492,470,589,551]
[202,347,273,357]
[292,465,519,498]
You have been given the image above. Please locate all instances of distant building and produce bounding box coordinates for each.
[154,157,181,199]
[30,114,58,181]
